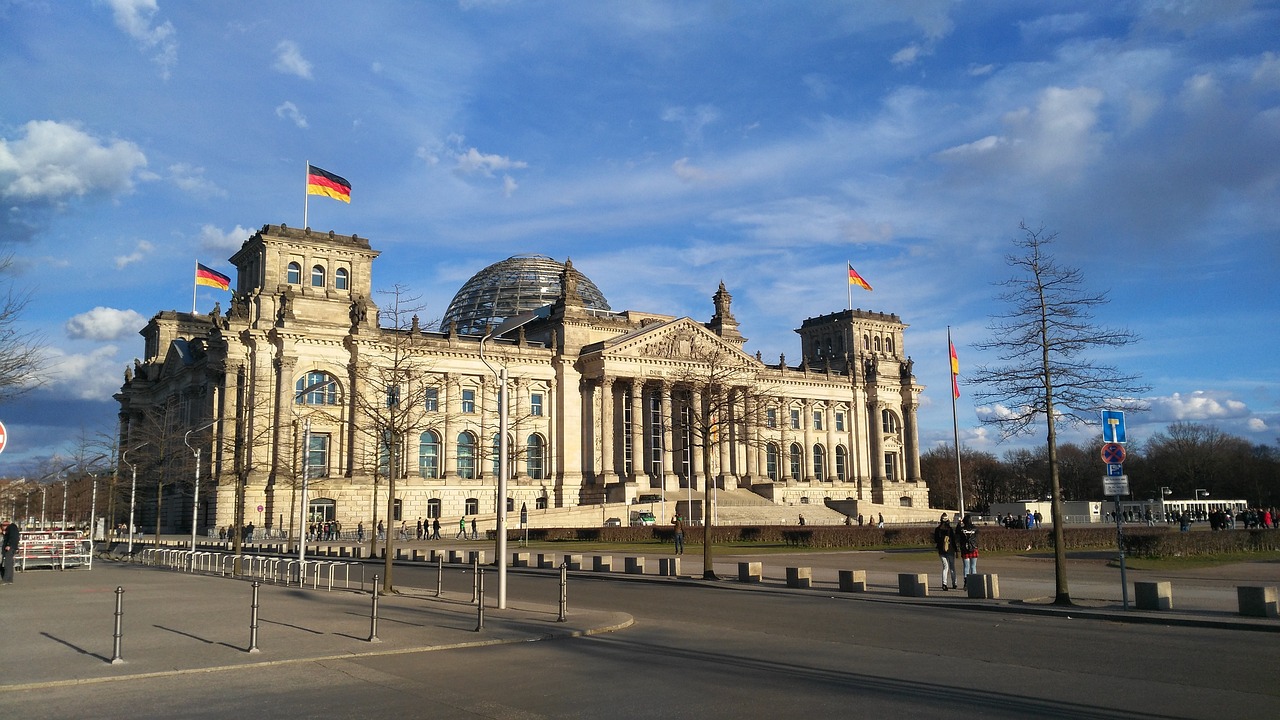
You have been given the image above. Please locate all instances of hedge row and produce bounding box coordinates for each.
[506,524,1280,557]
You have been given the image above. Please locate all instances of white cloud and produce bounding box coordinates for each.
[661,104,720,143]
[168,163,225,197]
[0,120,147,202]
[114,240,153,269]
[891,43,925,67]
[273,40,313,79]
[671,157,710,183]
[454,147,527,176]
[100,0,177,78]
[65,307,146,341]
[275,101,309,129]
[44,344,125,399]
[502,174,518,197]
[198,224,252,253]
[1145,391,1251,422]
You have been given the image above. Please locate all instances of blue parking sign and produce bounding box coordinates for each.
[1101,410,1127,444]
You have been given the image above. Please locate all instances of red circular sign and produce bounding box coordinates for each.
[0,420,7,455]
[1101,442,1125,464]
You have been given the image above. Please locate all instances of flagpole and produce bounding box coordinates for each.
[192,259,198,314]
[847,261,852,311]
[303,160,309,229]
[949,326,965,518]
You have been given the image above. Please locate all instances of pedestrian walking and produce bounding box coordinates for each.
[456,517,466,539]
[471,517,478,540]
[958,514,979,586]
[1,518,20,584]
[933,514,956,590]
[357,521,365,544]
[672,514,685,555]
[432,517,441,540]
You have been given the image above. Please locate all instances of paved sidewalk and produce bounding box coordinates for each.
[0,560,631,692]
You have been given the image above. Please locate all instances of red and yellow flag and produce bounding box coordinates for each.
[306,164,352,203]
[848,263,872,291]
[196,263,231,291]
[949,340,961,399]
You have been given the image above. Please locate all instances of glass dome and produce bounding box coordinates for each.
[441,254,611,336]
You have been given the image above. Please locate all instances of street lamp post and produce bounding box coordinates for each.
[122,443,147,555]
[478,305,550,611]
[185,420,218,560]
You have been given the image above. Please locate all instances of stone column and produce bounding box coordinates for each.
[802,399,816,482]
[717,386,731,487]
[825,404,837,482]
[440,373,453,478]
[660,382,675,488]
[869,401,885,500]
[629,380,643,484]
[743,391,758,482]
[599,376,617,485]
[904,400,921,482]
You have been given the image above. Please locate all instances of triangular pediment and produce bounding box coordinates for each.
[593,317,757,367]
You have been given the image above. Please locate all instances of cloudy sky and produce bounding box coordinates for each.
[1,0,1277,471]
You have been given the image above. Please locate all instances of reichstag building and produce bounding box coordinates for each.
[116,224,930,535]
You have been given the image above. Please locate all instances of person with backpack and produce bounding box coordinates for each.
[958,514,979,587]
[933,514,957,590]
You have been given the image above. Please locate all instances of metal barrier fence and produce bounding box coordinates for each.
[131,547,364,590]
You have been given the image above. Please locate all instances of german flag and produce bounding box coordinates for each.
[848,263,872,292]
[196,263,231,291]
[306,164,351,203]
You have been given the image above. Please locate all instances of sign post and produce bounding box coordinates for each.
[1102,410,1129,610]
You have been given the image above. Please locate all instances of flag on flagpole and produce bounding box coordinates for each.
[949,339,961,399]
[195,263,231,291]
[306,164,352,203]
[848,263,873,291]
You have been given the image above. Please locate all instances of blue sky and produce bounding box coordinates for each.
[1,0,1277,471]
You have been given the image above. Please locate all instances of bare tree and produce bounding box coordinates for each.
[970,223,1149,606]
[348,285,438,593]
[663,326,776,580]
[0,253,46,403]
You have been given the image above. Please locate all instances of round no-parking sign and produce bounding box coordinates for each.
[0,420,7,455]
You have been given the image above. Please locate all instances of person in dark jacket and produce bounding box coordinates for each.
[1,518,21,584]
[958,514,979,587]
[933,514,957,590]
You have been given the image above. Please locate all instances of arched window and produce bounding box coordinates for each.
[287,261,301,284]
[789,443,803,481]
[418,431,440,479]
[863,334,870,350]
[311,264,325,287]
[881,409,900,434]
[535,495,548,510]
[296,371,339,405]
[886,336,895,353]
[465,497,479,515]
[527,434,545,479]
[335,267,349,290]
[874,337,882,352]
[457,432,476,479]
[427,498,441,519]
[813,444,826,481]
[765,443,779,481]
[899,496,914,507]
[835,445,848,481]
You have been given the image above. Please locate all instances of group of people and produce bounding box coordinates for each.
[217,524,257,542]
[933,513,979,591]
[996,511,1041,529]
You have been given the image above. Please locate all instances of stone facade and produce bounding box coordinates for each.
[115,224,928,535]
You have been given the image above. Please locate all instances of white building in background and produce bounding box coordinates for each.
[116,224,934,535]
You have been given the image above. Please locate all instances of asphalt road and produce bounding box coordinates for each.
[7,559,1277,719]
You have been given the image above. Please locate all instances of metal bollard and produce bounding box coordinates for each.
[110,586,125,664]
[436,555,443,598]
[474,568,485,631]
[472,556,479,603]
[558,561,568,622]
[369,574,381,643]
[248,581,261,653]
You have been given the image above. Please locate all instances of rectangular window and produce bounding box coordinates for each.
[884,453,897,481]
[530,392,543,416]
[766,408,777,429]
[424,387,438,412]
[813,411,823,431]
[462,388,476,413]
[386,385,400,408]
[835,411,845,432]
[790,409,800,430]
[307,433,329,478]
